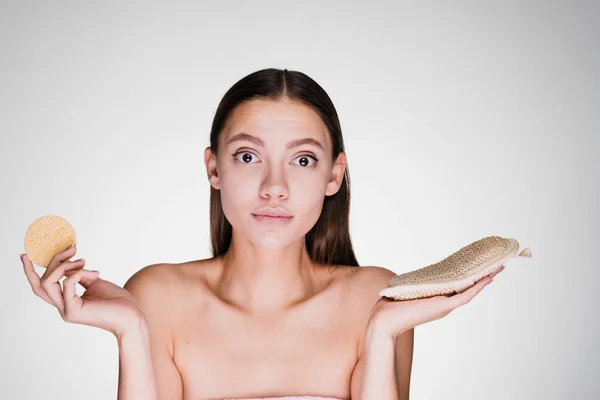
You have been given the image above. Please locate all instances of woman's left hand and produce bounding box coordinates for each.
[367,266,505,341]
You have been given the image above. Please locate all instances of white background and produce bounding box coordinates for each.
[1,1,598,399]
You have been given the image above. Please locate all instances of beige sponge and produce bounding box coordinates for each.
[23,215,76,268]
[379,236,532,301]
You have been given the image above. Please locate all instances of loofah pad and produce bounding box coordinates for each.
[23,215,76,268]
[379,236,532,301]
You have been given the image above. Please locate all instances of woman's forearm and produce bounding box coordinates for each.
[359,324,399,400]
[116,319,158,400]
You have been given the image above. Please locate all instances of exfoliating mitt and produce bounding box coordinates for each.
[379,236,532,301]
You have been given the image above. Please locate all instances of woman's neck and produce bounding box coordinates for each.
[214,236,321,315]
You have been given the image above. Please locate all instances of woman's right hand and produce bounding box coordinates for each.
[22,244,146,339]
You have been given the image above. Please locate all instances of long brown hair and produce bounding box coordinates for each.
[208,68,359,268]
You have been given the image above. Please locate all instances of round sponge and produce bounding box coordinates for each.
[24,215,77,268]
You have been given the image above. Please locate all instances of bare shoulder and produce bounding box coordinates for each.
[123,258,217,310]
[124,263,180,295]
[122,260,214,355]
[343,266,397,358]
[354,265,397,280]
[123,263,182,318]
[348,265,396,294]
[345,265,396,312]
[124,258,211,294]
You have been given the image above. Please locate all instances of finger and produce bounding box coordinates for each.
[487,265,505,279]
[22,253,53,306]
[45,244,78,274]
[62,269,99,323]
[42,259,87,315]
[65,267,100,288]
[450,275,492,307]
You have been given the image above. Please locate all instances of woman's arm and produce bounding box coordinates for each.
[117,319,158,400]
[351,324,405,400]
[395,327,414,400]
[353,259,497,399]
[350,267,415,400]
[121,265,184,400]
[351,325,414,400]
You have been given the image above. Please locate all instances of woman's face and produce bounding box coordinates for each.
[204,97,346,249]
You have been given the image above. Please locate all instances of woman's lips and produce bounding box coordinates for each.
[252,214,293,225]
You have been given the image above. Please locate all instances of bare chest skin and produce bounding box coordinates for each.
[168,259,368,400]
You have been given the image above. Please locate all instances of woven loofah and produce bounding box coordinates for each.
[379,236,532,301]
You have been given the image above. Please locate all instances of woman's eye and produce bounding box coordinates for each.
[292,155,318,167]
[233,152,317,167]
[233,152,259,164]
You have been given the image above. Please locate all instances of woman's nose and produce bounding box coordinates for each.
[259,170,289,200]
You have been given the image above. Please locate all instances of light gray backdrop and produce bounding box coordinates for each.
[1,1,598,399]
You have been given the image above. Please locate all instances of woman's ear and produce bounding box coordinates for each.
[325,152,347,196]
[204,146,221,189]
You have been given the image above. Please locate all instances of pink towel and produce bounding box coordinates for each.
[221,397,342,400]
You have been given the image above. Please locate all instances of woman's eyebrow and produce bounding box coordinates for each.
[226,132,324,150]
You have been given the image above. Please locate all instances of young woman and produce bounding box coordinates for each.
[22,68,502,400]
